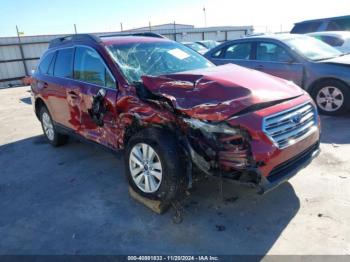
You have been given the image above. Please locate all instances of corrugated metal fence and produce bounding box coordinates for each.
[0,25,252,88]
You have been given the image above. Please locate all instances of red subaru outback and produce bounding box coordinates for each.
[31,33,320,201]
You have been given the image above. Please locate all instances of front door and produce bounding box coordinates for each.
[71,46,119,150]
[210,41,254,69]
[251,42,304,86]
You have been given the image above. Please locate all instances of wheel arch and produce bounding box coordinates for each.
[123,119,180,148]
[307,77,350,95]
[34,97,47,119]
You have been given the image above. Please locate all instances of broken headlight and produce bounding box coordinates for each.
[182,118,239,135]
[183,117,252,171]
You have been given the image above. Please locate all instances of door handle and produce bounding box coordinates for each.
[40,82,48,88]
[255,64,264,69]
[68,90,78,99]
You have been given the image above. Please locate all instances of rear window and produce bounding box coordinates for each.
[54,48,74,78]
[291,22,322,34]
[38,52,55,74]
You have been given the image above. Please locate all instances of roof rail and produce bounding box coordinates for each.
[49,32,165,49]
[49,34,101,48]
[99,32,166,39]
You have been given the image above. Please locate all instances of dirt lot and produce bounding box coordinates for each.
[0,86,350,255]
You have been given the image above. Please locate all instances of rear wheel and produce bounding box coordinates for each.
[40,107,68,147]
[125,128,185,202]
[312,80,350,115]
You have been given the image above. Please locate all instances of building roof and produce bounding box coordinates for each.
[129,23,194,31]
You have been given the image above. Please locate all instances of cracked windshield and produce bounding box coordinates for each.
[106,40,213,83]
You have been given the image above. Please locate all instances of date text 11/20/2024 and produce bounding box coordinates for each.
[127,255,219,261]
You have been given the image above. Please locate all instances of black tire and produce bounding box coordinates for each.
[311,80,350,116]
[39,106,68,147]
[124,128,186,202]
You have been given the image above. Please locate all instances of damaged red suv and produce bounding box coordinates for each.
[31,33,320,202]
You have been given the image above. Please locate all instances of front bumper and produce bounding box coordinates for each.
[257,141,320,194]
[221,95,321,193]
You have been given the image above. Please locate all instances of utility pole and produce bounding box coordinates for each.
[16,25,28,76]
[74,24,77,34]
[149,21,152,31]
[173,21,176,41]
[120,22,123,32]
[203,7,207,27]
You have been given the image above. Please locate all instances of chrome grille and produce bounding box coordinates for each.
[263,103,318,149]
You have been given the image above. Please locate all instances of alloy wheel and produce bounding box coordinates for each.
[129,143,162,193]
[42,112,55,141]
[316,86,344,112]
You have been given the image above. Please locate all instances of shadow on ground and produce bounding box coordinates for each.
[0,135,300,255]
[19,97,32,105]
[320,114,350,145]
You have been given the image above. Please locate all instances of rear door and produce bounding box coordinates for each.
[38,48,76,129]
[251,41,304,86]
[209,41,254,68]
[71,46,119,149]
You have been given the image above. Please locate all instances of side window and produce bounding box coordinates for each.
[291,22,322,33]
[326,21,341,31]
[332,18,350,31]
[223,43,252,60]
[47,52,57,76]
[256,42,292,62]
[74,46,115,88]
[38,52,55,74]
[54,48,74,78]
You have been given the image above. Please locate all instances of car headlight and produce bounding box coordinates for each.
[182,118,238,135]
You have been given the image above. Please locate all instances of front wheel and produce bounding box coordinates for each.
[312,80,350,115]
[125,128,185,202]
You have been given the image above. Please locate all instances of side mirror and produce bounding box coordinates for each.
[90,88,107,127]
[96,88,106,99]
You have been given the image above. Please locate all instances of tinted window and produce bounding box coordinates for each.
[47,52,57,76]
[54,48,73,78]
[291,22,322,33]
[326,21,342,31]
[256,42,292,62]
[333,18,350,31]
[320,36,344,47]
[38,52,55,74]
[74,46,115,88]
[224,43,252,59]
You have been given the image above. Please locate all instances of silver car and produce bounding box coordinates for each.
[205,34,350,115]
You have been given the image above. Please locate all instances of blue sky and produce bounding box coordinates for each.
[1,0,349,37]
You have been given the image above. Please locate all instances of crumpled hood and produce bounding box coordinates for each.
[141,64,304,121]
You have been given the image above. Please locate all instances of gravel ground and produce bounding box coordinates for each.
[0,86,349,255]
